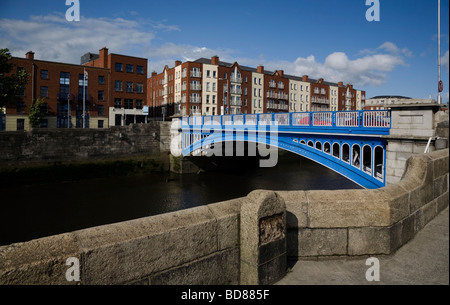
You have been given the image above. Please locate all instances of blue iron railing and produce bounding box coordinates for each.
[181,110,391,135]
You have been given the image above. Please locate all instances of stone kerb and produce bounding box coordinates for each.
[240,190,287,285]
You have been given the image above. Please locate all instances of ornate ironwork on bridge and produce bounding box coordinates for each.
[179,110,391,189]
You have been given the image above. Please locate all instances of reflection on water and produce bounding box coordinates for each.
[0,151,360,245]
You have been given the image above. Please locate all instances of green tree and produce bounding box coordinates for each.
[0,48,29,109]
[29,98,46,128]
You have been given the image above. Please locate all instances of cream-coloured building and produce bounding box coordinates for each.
[251,70,264,114]
[329,84,339,111]
[202,63,218,116]
[365,96,436,110]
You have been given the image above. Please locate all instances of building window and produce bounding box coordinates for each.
[126,64,133,73]
[114,98,122,108]
[40,70,48,79]
[136,99,143,109]
[98,120,104,128]
[207,70,210,77]
[115,80,122,92]
[213,71,216,78]
[59,72,70,99]
[98,90,104,101]
[17,119,25,130]
[98,105,105,116]
[115,63,123,72]
[124,99,133,109]
[16,102,26,114]
[126,82,133,93]
[40,86,48,98]
[136,83,144,93]
[137,65,144,75]
[78,74,88,101]
[98,75,105,84]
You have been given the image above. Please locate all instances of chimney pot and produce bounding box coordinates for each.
[26,51,34,60]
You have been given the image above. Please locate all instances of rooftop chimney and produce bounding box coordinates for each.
[302,75,308,82]
[211,56,219,65]
[99,47,109,68]
[257,65,264,74]
[277,70,284,77]
[26,51,34,60]
[175,60,182,67]
[338,82,344,87]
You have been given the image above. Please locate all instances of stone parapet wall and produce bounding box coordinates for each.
[281,148,448,258]
[0,198,242,285]
[0,122,171,167]
[0,149,448,285]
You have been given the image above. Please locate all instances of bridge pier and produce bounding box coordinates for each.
[385,104,448,185]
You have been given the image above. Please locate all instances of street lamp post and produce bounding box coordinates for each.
[83,69,88,128]
[219,77,230,115]
[67,93,71,128]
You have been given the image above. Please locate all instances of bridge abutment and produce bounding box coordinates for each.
[385,104,448,185]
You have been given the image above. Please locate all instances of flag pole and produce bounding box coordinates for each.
[438,0,441,104]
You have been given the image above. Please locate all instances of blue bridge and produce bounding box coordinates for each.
[179,110,391,189]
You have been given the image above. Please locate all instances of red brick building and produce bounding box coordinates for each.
[3,51,110,131]
[264,69,289,113]
[2,47,148,131]
[83,47,148,126]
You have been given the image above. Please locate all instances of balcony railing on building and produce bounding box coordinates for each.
[230,76,242,83]
[191,70,202,78]
[231,87,242,95]
[191,84,202,91]
[230,100,242,107]
[278,93,288,100]
[311,97,329,105]
[190,96,202,104]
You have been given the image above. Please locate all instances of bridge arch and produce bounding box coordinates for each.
[179,110,391,189]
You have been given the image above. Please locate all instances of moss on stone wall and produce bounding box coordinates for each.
[0,154,170,187]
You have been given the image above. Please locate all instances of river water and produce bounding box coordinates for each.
[0,151,360,246]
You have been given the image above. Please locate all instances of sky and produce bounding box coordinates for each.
[0,0,449,103]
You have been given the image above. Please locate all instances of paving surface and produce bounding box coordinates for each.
[276,207,449,285]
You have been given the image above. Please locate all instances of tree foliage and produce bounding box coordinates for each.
[0,48,29,108]
[29,98,46,128]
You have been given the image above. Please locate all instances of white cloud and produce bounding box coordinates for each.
[146,43,236,73]
[242,42,410,87]
[378,41,413,58]
[0,14,411,88]
[0,13,155,64]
